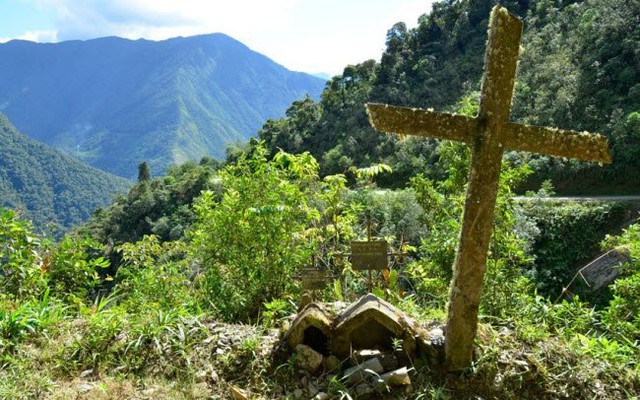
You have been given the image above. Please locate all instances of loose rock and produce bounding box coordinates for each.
[355,383,374,396]
[343,357,384,385]
[378,366,412,387]
[307,381,319,397]
[230,385,249,400]
[295,344,324,373]
[323,355,341,372]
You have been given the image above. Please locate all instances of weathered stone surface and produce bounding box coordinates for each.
[355,383,375,397]
[580,246,630,291]
[331,294,417,357]
[352,349,381,363]
[378,366,412,386]
[343,357,384,385]
[230,385,249,400]
[295,344,324,373]
[298,292,314,311]
[307,380,319,397]
[79,369,93,378]
[286,303,332,354]
[416,326,446,366]
[283,293,432,397]
[323,355,341,372]
[285,294,422,360]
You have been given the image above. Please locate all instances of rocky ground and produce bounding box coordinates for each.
[31,297,638,399]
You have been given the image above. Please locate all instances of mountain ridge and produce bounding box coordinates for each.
[0,33,325,178]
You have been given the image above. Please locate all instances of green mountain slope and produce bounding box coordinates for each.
[0,34,325,178]
[0,113,131,231]
[259,0,640,193]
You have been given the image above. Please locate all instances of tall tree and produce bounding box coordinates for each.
[137,161,151,183]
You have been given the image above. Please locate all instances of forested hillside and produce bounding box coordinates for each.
[2,142,639,398]
[0,34,325,178]
[0,114,130,232]
[259,0,639,194]
[1,0,639,398]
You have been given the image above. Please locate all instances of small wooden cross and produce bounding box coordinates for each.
[366,6,611,370]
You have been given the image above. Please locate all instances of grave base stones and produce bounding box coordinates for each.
[283,294,444,395]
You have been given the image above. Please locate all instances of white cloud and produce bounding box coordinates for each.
[15,0,433,74]
[0,29,58,43]
[34,0,298,40]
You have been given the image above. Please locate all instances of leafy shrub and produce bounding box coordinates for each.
[190,147,320,321]
[600,223,640,342]
[0,209,47,299]
[46,236,109,300]
[115,235,193,313]
[349,188,426,248]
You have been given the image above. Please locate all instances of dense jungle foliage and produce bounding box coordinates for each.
[0,114,131,232]
[1,0,639,397]
[2,141,639,398]
[258,0,640,194]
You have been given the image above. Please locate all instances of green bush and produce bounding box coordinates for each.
[600,223,640,342]
[115,235,193,313]
[0,209,47,299]
[521,201,628,299]
[47,236,109,300]
[190,146,320,321]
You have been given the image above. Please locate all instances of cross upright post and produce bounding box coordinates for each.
[366,6,611,371]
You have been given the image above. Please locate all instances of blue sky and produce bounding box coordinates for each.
[0,0,435,75]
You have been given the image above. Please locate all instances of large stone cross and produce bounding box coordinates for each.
[366,6,611,370]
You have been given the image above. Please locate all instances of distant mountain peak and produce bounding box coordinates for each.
[0,33,325,178]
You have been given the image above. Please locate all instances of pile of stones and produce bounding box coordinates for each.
[283,294,445,398]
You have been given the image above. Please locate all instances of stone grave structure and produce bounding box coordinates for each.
[284,293,444,396]
[557,245,631,301]
[366,6,611,370]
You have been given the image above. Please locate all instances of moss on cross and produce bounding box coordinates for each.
[366,6,611,371]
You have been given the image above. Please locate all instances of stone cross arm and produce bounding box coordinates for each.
[366,103,612,164]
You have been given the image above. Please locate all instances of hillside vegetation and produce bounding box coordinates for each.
[1,142,639,398]
[0,114,130,232]
[0,34,325,178]
[1,0,639,398]
[258,0,639,194]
